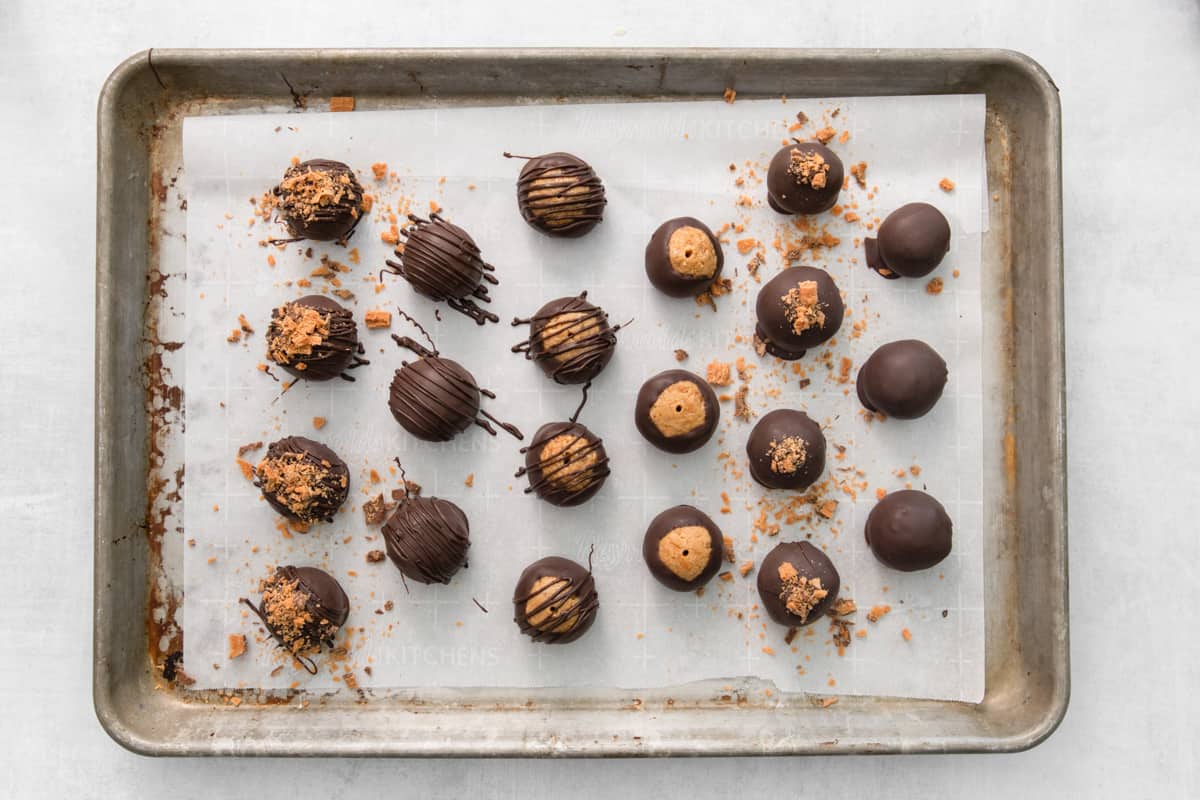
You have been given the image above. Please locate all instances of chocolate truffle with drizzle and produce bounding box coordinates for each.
[505,151,606,237]
[634,369,720,454]
[642,505,724,592]
[240,565,350,673]
[511,292,622,385]
[383,213,499,324]
[865,202,951,279]
[387,310,522,443]
[513,555,599,644]
[644,217,725,298]
[382,464,471,585]
[273,159,365,242]
[265,294,367,381]
[254,436,350,523]
[757,541,840,627]
[865,490,953,572]
[517,388,610,507]
[765,141,844,215]
[754,266,844,360]
[856,339,948,419]
[746,409,827,491]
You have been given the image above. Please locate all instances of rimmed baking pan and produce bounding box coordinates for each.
[95,48,1065,756]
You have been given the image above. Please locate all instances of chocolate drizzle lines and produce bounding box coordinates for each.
[506,152,606,238]
[382,466,471,586]
[383,213,499,325]
[511,292,626,385]
[387,312,523,441]
[512,556,600,644]
[516,392,608,507]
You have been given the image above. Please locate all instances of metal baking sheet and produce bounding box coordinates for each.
[94,48,1067,756]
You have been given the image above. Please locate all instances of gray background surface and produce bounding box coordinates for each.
[2,0,1196,796]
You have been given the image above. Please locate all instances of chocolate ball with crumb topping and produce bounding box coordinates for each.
[265,294,361,381]
[634,369,720,454]
[643,505,724,592]
[644,217,725,298]
[250,565,350,662]
[757,541,840,627]
[754,266,843,360]
[254,436,350,523]
[273,159,365,242]
[746,409,826,491]
[766,142,844,216]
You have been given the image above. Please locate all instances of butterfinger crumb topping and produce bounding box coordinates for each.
[279,167,360,222]
[781,280,825,334]
[260,574,323,653]
[255,452,342,519]
[768,435,807,475]
[266,303,329,365]
[786,148,830,189]
[777,562,827,623]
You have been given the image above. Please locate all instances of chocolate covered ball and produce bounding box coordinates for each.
[388,356,484,441]
[513,556,599,644]
[512,292,619,384]
[265,294,361,381]
[642,505,724,592]
[856,340,948,419]
[254,436,349,523]
[644,217,724,298]
[273,159,365,242]
[757,541,840,627]
[766,142,844,215]
[864,202,951,279]
[634,369,720,454]
[510,152,606,237]
[746,409,826,491]
[865,490,953,572]
[754,266,844,360]
[384,213,499,324]
[249,565,350,665]
[517,421,610,507]
[382,494,470,585]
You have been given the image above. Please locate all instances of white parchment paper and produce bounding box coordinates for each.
[182,95,985,701]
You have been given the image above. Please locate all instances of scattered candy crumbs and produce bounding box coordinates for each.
[364,309,392,329]
[674,348,688,362]
[329,96,355,112]
[312,417,326,430]
[365,550,385,563]
[706,361,732,387]
[926,277,944,295]
[901,628,913,642]
[867,605,892,623]
[723,88,736,103]
[227,634,247,659]
[938,177,956,192]
[464,473,475,488]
